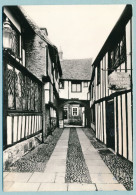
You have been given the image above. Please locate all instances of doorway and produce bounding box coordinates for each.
[63,107,68,119]
[106,100,115,150]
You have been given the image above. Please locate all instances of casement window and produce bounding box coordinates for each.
[12,28,20,58]
[84,82,88,87]
[97,63,100,85]
[59,80,64,89]
[108,32,126,74]
[72,107,78,116]
[7,64,42,111]
[71,81,82,92]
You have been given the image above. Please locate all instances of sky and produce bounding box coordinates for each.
[22,5,126,61]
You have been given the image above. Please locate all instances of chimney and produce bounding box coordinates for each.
[59,46,63,61]
[40,28,48,36]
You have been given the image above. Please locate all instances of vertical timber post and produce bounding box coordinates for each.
[3,54,8,149]
[42,84,46,142]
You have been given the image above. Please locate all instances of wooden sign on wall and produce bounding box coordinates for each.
[108,72,131,90]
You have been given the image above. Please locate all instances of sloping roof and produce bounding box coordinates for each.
[60,58,92,80]
[18,6,62,76]
[4,6,62,77]
[4,6,57,48]
[18,6,55,47]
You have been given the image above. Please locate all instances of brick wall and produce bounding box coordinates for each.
[25,34,47,81]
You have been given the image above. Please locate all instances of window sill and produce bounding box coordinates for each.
[71,91,82,93]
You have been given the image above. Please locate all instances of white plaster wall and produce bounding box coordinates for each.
[59,81,69,99]
[45,90,49,104]
[55,74,59,93]
[69,82,89,100]
[59,81,89,100]
[44,82,49,90]
[44,83,50,104]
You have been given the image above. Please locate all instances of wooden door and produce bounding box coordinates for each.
[106,100,115,150]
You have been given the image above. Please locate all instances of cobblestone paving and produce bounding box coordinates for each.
[99,152,133,191]
[65,127,91,183]
[82,128,133,191]
[83,128,106,149]
[9,128,63,172]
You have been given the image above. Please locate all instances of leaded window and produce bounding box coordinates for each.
[97,62,100,85]
[26,77,31,110]
[12,29,20,58]
[7,64,42,112]
[38,86,42,111]
[21,75,27,110]
[108,33,126,74]
[7,65,15,109]
[120,35,126,64]
[34,83,39,111]
[15,69,22,110]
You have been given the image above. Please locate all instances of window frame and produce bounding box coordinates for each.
[7,64,42,112]
[59,80,64,89]
[97,62,101,85]
[11,23,21,59]
[71,81,82,92]
[108,31,126,75]
[72,107,79,116]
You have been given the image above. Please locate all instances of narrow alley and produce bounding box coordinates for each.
[4,127,132,191]
[2,4,133,192]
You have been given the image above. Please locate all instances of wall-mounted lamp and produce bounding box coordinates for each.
[3,17,15,51]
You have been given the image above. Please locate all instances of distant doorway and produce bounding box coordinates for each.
[106,100,115,150]
[62,104,85,127]
[63,107,68,119]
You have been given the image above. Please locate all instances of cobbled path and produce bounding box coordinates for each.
[65,127,91,183]
[82,128,133,191]
[99,152,133,190]
[9,128,64,172]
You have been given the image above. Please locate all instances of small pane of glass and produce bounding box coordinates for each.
[15,69,22,110]
[72,84,76,92]
[77,84,81,92]
[7,65,15,109]
[72,107,78,116]
[31,81,35,111]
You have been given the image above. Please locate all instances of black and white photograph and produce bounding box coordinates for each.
[2,4,133,192]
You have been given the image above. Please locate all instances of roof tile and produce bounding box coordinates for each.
[60,58,92,80]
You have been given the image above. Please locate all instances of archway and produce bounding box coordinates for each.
[58,99,90,128]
